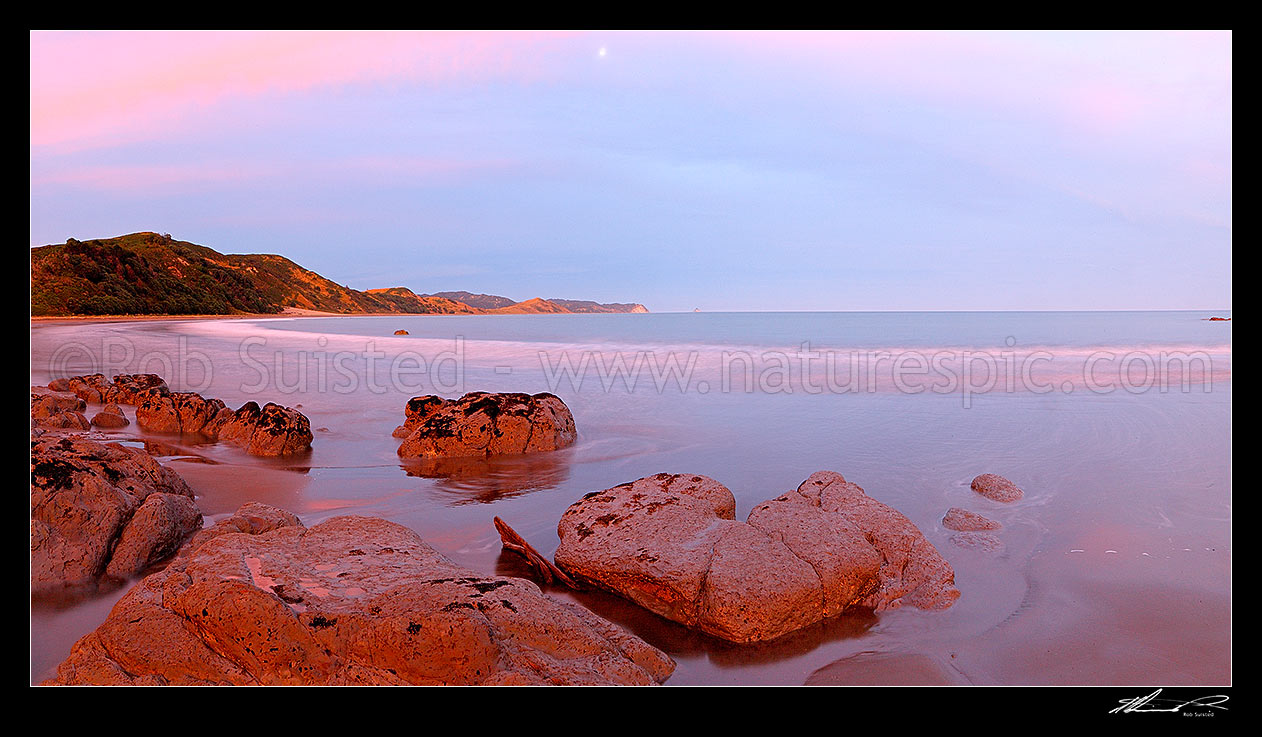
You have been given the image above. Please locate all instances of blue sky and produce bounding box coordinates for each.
[30,31,1231,311]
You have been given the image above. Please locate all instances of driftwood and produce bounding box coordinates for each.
[494,516,581,590]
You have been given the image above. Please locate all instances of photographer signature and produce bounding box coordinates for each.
[1110,689,1229,714]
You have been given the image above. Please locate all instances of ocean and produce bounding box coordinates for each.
[30,311,1232,685]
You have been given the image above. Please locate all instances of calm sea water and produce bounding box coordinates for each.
[30,311,1232,685]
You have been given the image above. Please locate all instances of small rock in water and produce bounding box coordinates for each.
[970,473,1023,503]
[394,392,577,459]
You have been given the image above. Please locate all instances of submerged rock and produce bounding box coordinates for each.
[970,473,1024,503]
[48,505,674,686]
[554,471,959,643]
[31,436,201,595]
[950,531,1004,553]
[942,507,1001,531]
[394,329,409,335]
[395,392,577,459]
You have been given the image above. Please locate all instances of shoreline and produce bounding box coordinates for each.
[31,307,363,325]
[30,307,663,326]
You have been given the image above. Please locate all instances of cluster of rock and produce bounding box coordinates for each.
[939,473,1024,553]
[44,374,313,457]
[48,503,674,686]
[551,471,960,643]
[394,392,577,459]
[31,435,202,596]
[51,373,168,405]
[34,378,995,683]
[135,393,313,456]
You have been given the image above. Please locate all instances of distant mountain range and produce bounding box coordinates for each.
[30,233,648,317]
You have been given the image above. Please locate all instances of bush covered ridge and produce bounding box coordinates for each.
[32,234,282,316]
[31,232,648,317]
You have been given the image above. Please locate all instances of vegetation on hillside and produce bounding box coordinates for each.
[30,232,647,317]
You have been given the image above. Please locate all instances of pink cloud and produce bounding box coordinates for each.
[30,31,572,150]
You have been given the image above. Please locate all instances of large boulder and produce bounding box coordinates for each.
[554,471,959,643]
[395,392,577,459]
[31,436,202,595]
[48,505,674,686]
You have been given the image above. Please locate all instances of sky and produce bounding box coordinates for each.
[30,31,1231,311]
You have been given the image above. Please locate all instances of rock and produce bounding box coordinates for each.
[949,532,1004,553]
[31,389,85,412]
[48,505,674,685]
[212,401,313,456]
[90,412,129,428]
[67,374,110,403]
[90,403,130,428]
[30,391,91,431]
[394,329,409,335]
[104,493,201,579]
[52,373,170,405]
[396,392,577,459]
[391,395,452,438]
[106,373,169,404]
[135,390,227,435]
[31,436,201,594]
[970,473,1024,503]
[554,471,959,643]
[942,507,1001,531]
[31,392,91,431]
[128,386,311,456]
[35,410,91,431]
